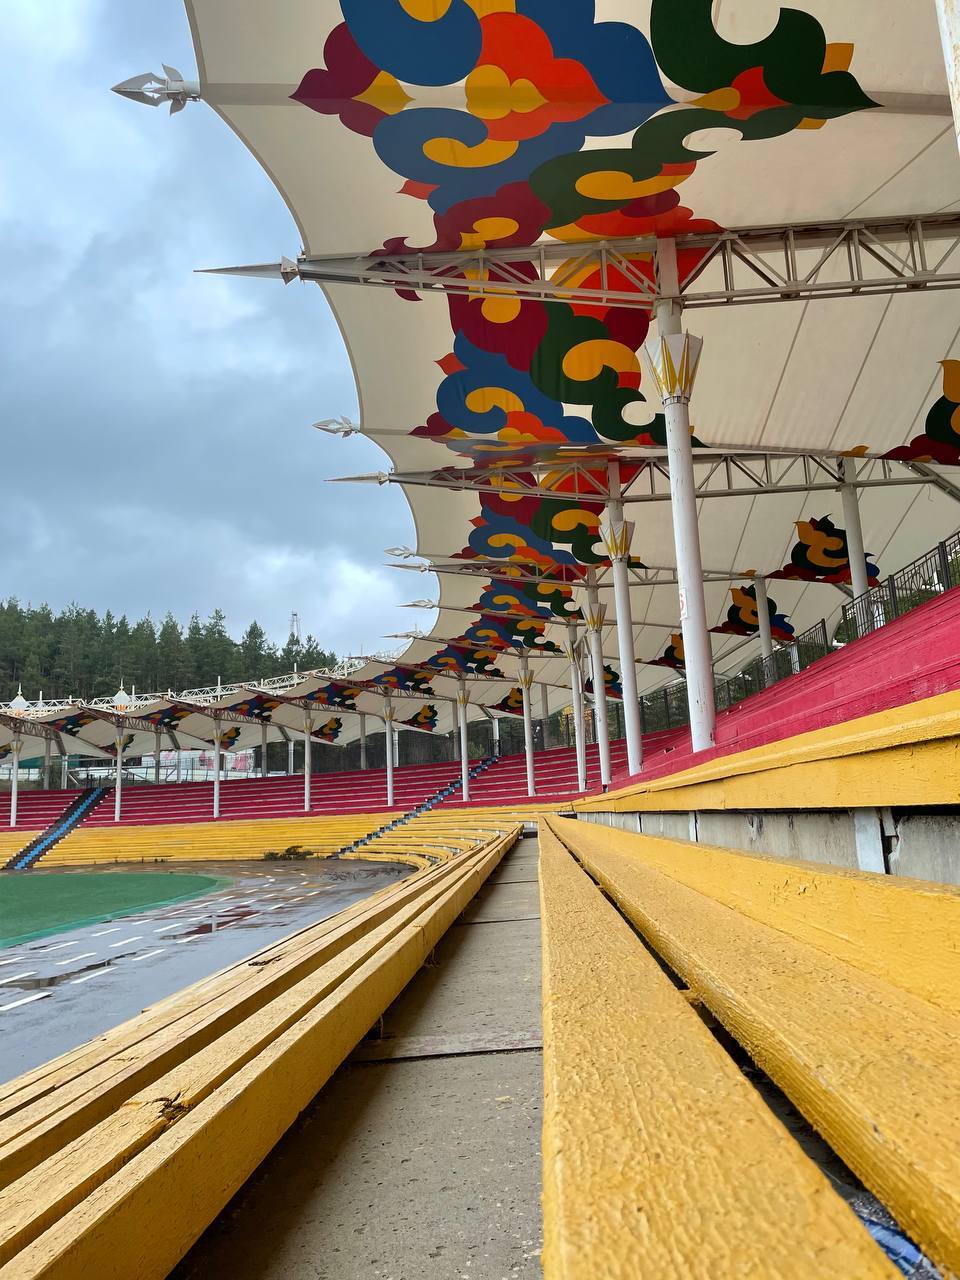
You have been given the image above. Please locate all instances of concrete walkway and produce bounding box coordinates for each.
[174,836,543,1280]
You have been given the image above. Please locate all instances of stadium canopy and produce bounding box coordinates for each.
[114,2,960,783]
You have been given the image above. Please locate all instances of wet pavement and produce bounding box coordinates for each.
[0,859,412,1084]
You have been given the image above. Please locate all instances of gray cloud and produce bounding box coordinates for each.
[0,0,437,655]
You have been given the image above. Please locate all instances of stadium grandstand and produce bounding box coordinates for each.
[3,3,960,1278]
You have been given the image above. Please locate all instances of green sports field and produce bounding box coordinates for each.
[0,871,225,947]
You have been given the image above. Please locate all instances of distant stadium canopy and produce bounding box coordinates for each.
[111,3,960,745]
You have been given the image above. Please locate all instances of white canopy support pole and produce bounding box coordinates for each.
[565,624,587,792]
[303,713,312,813]
[287,739,294,776]
[540,682,550,748]
[60,751,68,789]
[936,0,960,154]
[175,750,182,783]
[457,679,470,802]
[602,462,643,774]
[491,712,500,756]
[42,737,51,791]
[754,576,775,661]
[261,722,268,778]
[10,735,21,828]
[114,735,123,823]
[212,724,222,820]
[647,240,715,753]
[585,574,612,788]
[753,575,775,687]
[840,457,871,600]
[359,713,367,770]
[383,696,395,808]
[154,729,162,785]
[519,656,537,797]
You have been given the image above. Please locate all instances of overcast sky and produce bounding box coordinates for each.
[1,0,434,658]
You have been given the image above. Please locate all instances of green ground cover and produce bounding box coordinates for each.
[0,871,225,947]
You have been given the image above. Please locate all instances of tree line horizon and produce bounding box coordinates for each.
[0,599,337,704]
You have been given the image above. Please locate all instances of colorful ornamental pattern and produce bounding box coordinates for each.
[304,682,363,710]
[371,666,436,695]
[648,633,685,672]
[139,706,193,732]
[885,361,960,465]
[492,686,524,717]
[769,517,880,588]
[400,704,439,732]
[224,693,282,721]
[475,577,581,623]
[293,3,876,678]
[584,663,623,701]
[316,717,343,743]
[710,586,795,644]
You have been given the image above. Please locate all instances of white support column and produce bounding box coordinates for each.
[212,723,221,820]
[839,457,870,600]
[585,575,612,788]
[43,738,51,791]
[10,736,20,828]
[753,576,774,661]
[646,242,715,754]
[154,729,162,785]
[602,464,643,775]
[175,750,182,783]
[491,712,501,756]
[114,736,123,823]
[565,624,587,792]
[936,0,960,154]
[383,696,395,808]
[261,722,268,778]
[457,679,470,802]
[60,751,68,789]
[359,713,367,770]
[287,739,294,776]
[303,713,312,813]
[518,656,536,797]
[540,683,550,748]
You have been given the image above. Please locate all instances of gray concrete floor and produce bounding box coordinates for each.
[174,837,543,1280]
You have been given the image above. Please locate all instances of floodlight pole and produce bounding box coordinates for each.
[114,735,124,823]
[936,0,960,155]
[647,238,715,753]
[565,624,587,792]
[303,712,313,813]
[10,734,20,828]
[602,464,643,774]
[261,723,268,778]
[359,713,367,770]
[457,679,470,801]
[585,573,612,788]
[840,457,871,599]
[383,696,395,807]
[518,656,537,797]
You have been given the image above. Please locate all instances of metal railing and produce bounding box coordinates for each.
[838,530,960,642]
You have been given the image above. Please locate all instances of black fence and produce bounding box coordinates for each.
[837,530,960,643]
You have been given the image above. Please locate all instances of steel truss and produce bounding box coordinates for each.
[344,450,951,506]
[206,212,960,310]
[389,556,752,588]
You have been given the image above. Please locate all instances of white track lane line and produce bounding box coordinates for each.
[0,971,36,985]
[71,971,110,984]
[33,941,77,954]
[125,948,166,963]
[263,904,285,911]
[91,927,121,937]
[0,957,24,967]
[108,936,142,948]
[154,922,186,935]
[58,952,96,965]
[0,992,50,1011]
[175,934,202,944]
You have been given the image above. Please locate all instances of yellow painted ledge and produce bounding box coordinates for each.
[547,817,960,1018]
[576,690,960,812]
[547,818,960,1275]
[539,822,895,1279]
